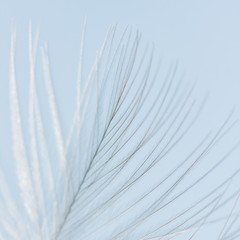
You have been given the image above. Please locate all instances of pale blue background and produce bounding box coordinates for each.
[1,0,240,239]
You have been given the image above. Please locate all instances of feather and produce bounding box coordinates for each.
[1,23,240,240]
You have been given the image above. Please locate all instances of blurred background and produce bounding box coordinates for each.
[0,0,240,239]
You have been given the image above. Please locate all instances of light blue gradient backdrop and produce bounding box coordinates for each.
[1,0,240,239]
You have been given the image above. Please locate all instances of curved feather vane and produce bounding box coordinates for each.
[1,24,240,240]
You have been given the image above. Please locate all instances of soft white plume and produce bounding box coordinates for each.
[1,23,240,240]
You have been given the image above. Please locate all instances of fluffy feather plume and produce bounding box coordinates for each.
[1,23,240,240]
